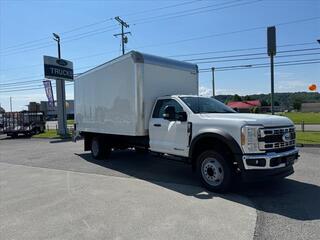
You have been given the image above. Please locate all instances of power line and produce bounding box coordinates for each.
[214,61,320,72]
[0,0,202,53]
[182,47,320,61]
[1,45,318,85]
[125,0,203,18]
[2,12,319,57]
[0,25,119,56]
[0,41,317,72]
[0,79,42,87]
[199,58,320,72]
[131,0,260,25]
[168,42,318,58]
[192,52,320,64]
[0,83,74,93]
[131,16,320,50]
[2,2,319,57]
[1,55,318,91]
[0,81,74,91]
[1,60,319,94]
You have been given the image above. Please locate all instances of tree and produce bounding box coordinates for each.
[293,98,302,111]
[243,95,252,101]
[260,100,269,106]
[231,94,242,101]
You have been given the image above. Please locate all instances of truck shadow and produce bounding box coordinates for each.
[77,150,320,221]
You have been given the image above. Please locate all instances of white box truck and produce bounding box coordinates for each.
[75,51,299,192]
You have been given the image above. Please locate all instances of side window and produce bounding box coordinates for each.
[152,99,183,118]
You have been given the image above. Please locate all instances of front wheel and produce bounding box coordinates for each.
[197,150,234,193]
[91,137,110,160]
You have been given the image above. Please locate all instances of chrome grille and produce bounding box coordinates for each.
[258,126,296,151]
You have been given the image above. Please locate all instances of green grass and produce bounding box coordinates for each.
[296,131,320,144]
[67,119,74,125]
[278,112,320,124]
[32,130,71,139]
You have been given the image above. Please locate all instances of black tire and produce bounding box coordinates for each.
[10,133,18,138]
[91,137,110,160]
[35,128,40,135]
[196,150,234,193]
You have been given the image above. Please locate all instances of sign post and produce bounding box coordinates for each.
[43,56,73,136]
[267,26,276,115]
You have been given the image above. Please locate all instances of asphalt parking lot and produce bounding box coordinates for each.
[0,136,319,240]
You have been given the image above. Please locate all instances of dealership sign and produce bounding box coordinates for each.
[43,56,74,81]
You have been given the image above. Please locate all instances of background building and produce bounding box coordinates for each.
[28,100,74,119]
[227,100,261,113]
[301,102,320,112]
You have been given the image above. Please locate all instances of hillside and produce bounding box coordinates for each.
[215,92,320,110]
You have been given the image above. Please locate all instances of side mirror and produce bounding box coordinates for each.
[163,106,176,120]
[177,111,187,122]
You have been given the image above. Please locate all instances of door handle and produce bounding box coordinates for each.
[153,123,161,127]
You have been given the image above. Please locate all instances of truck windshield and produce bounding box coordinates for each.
[180,97,236,114]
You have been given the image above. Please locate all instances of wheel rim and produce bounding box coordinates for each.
[201,157,224,186]
[92,140,99,157]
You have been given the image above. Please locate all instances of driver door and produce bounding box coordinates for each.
[149,99,189,156]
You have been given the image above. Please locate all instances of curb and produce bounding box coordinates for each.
[296,143,320,148]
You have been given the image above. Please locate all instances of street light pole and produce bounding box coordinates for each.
[211,67,215,98]
[53,33,67,136]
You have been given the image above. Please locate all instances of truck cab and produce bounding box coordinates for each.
[148,95,299,192]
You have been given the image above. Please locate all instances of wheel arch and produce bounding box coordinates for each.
[189,130,244,170]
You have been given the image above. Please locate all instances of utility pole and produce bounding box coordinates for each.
[270,54,275,114]
[267,26,276,115]
[211,67,215,98]
[53,33,67,136]
[114,16,131,55]
[10,97,12,112]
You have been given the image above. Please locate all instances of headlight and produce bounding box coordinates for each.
[241,125,263,153]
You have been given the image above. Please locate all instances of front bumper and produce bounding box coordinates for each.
[240,148,299,182]
[242,148,299,170]
[241,165,294,182]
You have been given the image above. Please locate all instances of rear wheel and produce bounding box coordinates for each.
[197,150,234,193]
[91,137,110,159]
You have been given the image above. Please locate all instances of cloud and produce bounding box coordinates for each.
[277,80,310,92]
[199,86,245,96]
[199,86,212,97]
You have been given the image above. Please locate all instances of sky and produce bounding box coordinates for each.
[0,0,319,111]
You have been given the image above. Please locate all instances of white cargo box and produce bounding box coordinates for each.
[75,51,198,136]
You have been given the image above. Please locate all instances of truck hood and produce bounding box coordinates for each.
[198,113,294,127]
